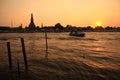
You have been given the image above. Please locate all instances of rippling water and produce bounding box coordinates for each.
[0,32,120,80]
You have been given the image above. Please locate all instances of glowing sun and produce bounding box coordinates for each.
[96,22,102,26]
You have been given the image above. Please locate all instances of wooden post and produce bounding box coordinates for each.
[17,59,20,80]
[20,38,28,71]
[7,42,13,70]
[7,42,13,80]
[45,26,48,59]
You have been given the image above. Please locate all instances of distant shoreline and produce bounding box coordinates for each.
[0,31,120,33]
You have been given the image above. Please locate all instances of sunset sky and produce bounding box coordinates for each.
[0,0,120,27]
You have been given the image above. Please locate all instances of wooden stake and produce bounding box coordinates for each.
[45,26,48,59]
[17,59,20,80]
[20,38,28,71]
[7,42,13,70]
[7,42,13,80]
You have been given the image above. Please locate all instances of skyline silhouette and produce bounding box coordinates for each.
[0,13,120,33]
[0,0,120,27]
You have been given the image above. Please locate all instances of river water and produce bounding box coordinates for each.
[0,32,120,80]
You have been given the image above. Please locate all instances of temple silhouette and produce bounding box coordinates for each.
[28,13,36,31]
[0,13,120,32]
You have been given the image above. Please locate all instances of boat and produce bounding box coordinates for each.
[69,31,85,37]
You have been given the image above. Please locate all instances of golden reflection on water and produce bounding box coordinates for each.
[96,48,100,51]
[85,60,119,70]
[0,32,120,80]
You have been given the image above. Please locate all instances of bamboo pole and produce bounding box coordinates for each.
[20,38,28,71]
[44,26,48,59]
[7,42,13,70]
[17,59,21,80]
[7,42,13,80]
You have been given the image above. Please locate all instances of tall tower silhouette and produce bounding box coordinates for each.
[28,13,36,31]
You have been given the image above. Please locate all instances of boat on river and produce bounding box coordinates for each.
[69,31,85,37]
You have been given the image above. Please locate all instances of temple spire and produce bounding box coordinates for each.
[31,13,33,17]
[28,13,36,31]
[31,13,34,23]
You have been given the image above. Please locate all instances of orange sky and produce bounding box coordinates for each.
[0,0,120,27]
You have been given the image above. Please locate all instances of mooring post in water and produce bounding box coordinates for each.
[20,38,28,71]
[44,26,48,59]
[7,42,13,80]
[7,42,13,71]
[17,59,21,80]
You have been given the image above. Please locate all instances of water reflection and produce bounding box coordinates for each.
[0,32,120,80]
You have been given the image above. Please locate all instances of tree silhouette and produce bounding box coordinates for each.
[54,23,64,30]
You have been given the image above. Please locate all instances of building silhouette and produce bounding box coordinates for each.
[28,13,36,31]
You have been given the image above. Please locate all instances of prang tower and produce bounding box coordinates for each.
[28,13,36,31]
